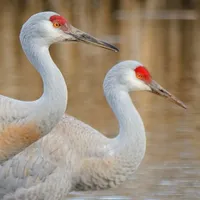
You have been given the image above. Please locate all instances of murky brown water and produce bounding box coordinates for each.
[0,0,200,199]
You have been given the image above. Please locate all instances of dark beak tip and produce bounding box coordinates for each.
[115,48,119,53]
[183,104,187,109]
[101,41,119,52]
[172,99,187,110]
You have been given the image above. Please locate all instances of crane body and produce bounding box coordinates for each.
[0,11,117,164]
[0,60,186,200]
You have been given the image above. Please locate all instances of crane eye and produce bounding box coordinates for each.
[53,22,61,28]
[136,73,143,79]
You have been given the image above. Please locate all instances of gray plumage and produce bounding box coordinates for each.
[1,61,147,199]
[0,11,185,200]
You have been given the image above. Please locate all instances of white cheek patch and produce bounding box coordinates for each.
[142,84,151,91]
[38,21,67,43]
[130,72,151,91]
[40,21,59,36]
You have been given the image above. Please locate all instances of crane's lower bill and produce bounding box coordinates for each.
[68,26,119,52]
[148,80,187,109]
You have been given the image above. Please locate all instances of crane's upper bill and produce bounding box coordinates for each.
[49,14,119,52]
[68,26,119,52]
[148,80,187,109]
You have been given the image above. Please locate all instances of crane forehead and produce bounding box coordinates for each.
[49,15,67,25]
[134,66,151,82]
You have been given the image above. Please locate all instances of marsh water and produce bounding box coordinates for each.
[0,0,200,199]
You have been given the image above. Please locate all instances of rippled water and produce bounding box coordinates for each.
[0,1,200,199]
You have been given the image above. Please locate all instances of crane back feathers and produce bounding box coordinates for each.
[0,124,40,163]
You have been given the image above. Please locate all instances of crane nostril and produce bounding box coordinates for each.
[160,89,165,93]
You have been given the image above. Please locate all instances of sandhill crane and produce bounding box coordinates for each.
[0,61,186,200]
[0,11,118,163]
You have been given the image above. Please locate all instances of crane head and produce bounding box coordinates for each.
[105,60,187,109]
[20,12,118,52]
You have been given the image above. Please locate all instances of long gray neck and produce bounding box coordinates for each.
[20,37,67,135]
[104,82,146,165]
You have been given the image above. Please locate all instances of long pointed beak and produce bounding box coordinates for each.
[68,26,119,52]
[148,80,187,109]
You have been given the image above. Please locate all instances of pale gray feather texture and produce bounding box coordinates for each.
[0,11,67,163]
[0,61,147,199]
